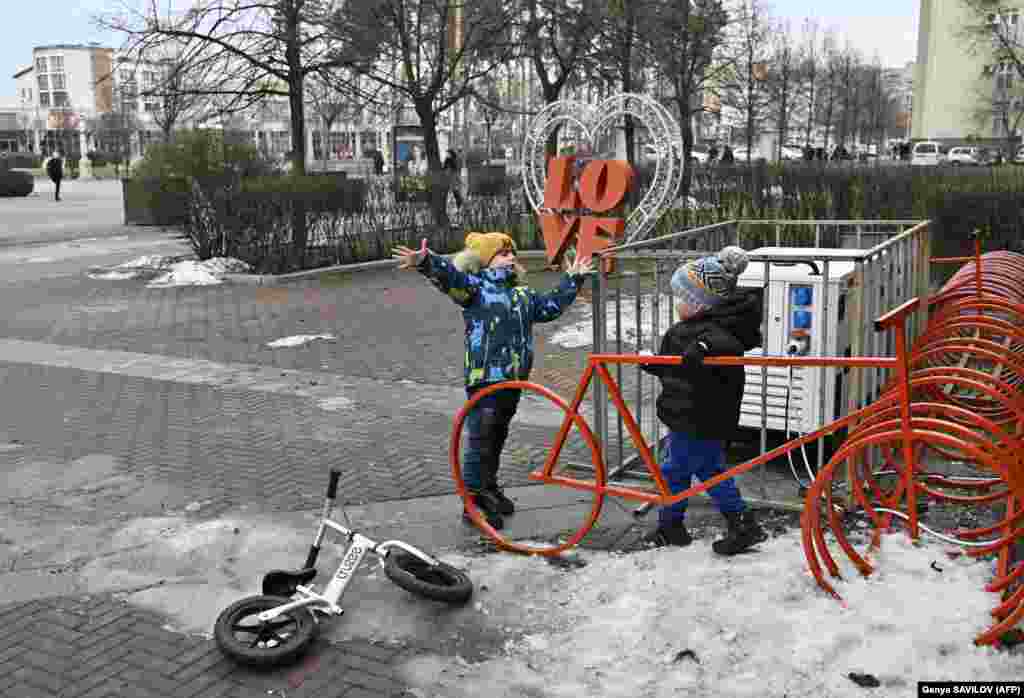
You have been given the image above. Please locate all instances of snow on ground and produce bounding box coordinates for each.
[317,396,355,411]
[146,257,252,287]
[549,293,675,349]
[85,255,253,286]
[266,334,337,348]
[399,531,1021,698]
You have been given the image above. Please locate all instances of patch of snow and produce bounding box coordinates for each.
[398,532,1020,697]
[266,334,337,348]
[317,396,355,411]
[142,257,251,287]
[87,270,142,281]
[115,255,179,270]
[199,257,252,274]
[147,261,223,287]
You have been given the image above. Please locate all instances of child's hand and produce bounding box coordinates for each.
[391,238,429,270]
[565,253,594,277]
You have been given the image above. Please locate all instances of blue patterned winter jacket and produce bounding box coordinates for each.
[417,251,584,388]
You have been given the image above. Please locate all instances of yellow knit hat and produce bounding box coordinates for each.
[464,232,517,267]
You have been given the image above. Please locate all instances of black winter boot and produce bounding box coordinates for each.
[642,519,693,548]
[487,420,515,514]
[462,490,505,530]
[712,510,767,556]
[481,411,515,515]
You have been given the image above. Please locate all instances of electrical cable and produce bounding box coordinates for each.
[784,353,818,489]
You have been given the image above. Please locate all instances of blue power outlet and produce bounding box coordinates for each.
[791,286,813,306]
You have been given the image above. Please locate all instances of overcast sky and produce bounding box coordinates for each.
[3,0,919,97]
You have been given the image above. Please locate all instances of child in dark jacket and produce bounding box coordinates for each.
[640,246,767,555]
[392,233,591,529]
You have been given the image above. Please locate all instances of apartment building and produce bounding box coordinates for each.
[913,0,1023,142]
[6,43,400,168]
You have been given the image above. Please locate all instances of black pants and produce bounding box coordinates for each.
[52,176,62,201]
[463,384,522,491]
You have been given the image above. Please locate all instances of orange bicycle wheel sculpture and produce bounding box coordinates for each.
[450,380,606,556]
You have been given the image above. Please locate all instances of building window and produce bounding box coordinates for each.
[143,71,157,89]
[144,101,159,112]
[39,92,50,107]
[52,92,69,107]
[37,75,48,91]
[35,56,46,72]
[49,55,64,71]
[50,73,65,90]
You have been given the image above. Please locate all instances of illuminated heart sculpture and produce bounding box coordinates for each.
[520,93,683,249]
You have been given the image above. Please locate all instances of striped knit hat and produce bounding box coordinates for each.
[670,246,750,310]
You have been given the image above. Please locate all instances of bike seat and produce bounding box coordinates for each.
[261,568,317,597]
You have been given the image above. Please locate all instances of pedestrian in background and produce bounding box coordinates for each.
[46,150,64,202]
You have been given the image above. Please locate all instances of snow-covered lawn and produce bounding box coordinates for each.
[400,531,1021,698]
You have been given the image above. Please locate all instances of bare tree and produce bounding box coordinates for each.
[597,0,657,165]
[960,1,1024,150]
[141,54,210,141]
[835,45,862,149]
[522,0,604,157]
[474,75,504,162]
[330,0,514,172]
[817,31,841,152]
[646,0,730,203]
[858,57,888,153]
[97,0,358,175]
[722,0,773,162]
[767,19,797,160]
[798,19,821,149]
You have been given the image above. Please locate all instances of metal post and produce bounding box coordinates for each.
[864,256,876,405]
[818,259,831,475]
[653,260,665,464]
[759,262,771,498]
[592,265,606,465]
[635,270,643,468]
[814,223,821,248]
[615,275,623,473]
[856,224,863,250]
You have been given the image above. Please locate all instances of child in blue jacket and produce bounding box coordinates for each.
[393,233,592,529]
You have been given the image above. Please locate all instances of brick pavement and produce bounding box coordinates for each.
[0,247,807,698]
[0,594,411,698]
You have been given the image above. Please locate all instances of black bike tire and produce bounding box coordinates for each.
[383,552,474,604]
[214,595,319,666]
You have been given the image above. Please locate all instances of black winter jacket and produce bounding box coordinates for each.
[640,292,762,441]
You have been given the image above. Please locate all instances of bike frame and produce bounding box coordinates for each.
[256,489,439,623]
[456,298,925,534]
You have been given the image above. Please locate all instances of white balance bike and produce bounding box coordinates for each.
[214,468,473,666]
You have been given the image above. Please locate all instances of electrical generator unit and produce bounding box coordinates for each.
[735,247,864,435]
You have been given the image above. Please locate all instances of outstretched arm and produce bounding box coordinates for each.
[391,237,481,307]
[531,254,594,323]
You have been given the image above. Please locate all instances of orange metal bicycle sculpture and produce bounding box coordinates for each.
[451,240,1024,646]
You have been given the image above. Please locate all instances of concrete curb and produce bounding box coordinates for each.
[223,249,554,285]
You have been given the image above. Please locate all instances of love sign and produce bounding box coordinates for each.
[521,93,685,271]
[539,156,635,270]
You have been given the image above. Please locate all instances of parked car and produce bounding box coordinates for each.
[911,141,946,166]
[947,146,988,166]
[1015,145,1024,163]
